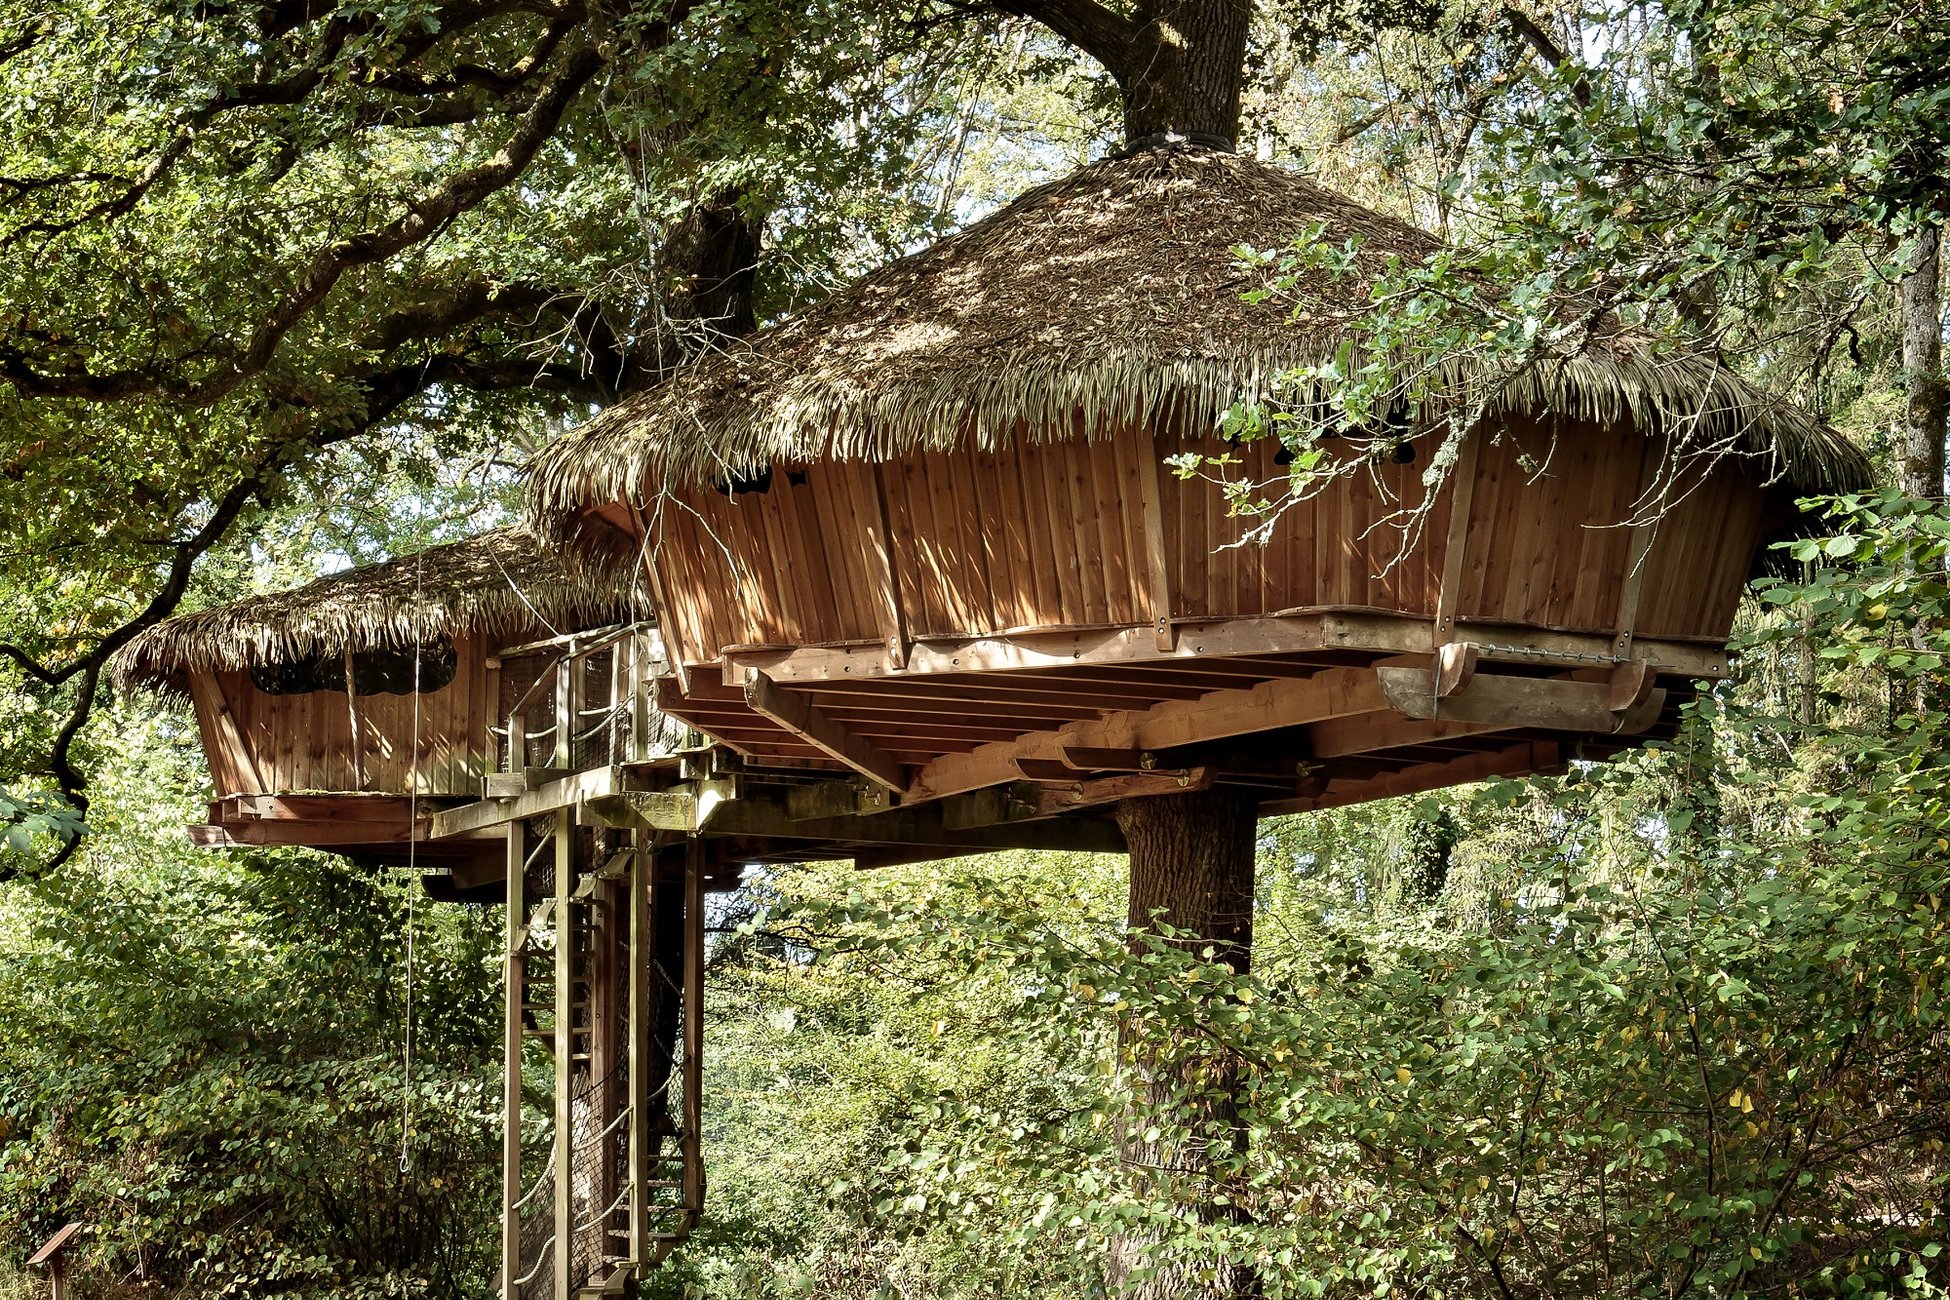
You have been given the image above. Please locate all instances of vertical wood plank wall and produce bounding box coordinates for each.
[192,633,495,798]
[644,415,1774,667]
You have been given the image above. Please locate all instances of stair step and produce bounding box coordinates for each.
[600,1227,691,1241]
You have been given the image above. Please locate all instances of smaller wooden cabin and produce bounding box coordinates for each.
[114,528,656,869]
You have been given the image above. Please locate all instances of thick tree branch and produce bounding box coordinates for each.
[361,13,573,97]
[0,41,605,405]
[0,3,575,249]
[0,13,381,250]
[991,0,1135,77]
[0,16,50,69]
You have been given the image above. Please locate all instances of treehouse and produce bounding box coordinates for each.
[529,144,1868,817]
[113,527,667,874]
[118,145,1868,1300]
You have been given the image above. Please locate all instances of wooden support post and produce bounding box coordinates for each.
[627,830,652,1271]
[866,465,910,669]
[187,673,267,794]
[1435,641,1480,698]
[485,655,503,779]
[1612,436,1664,660]
[629,631,653,764]
[587,874,618,1256]
[29,1224,82,1300]
[1613,521,1656,659]
[608,639,624,768]
[681,835,705,1216]
[628,502,691,695]
[343,647,368,789]
[501,823,525,1300]
[553,657,573,772]
[508,703,528,780]
[1134,442,1175,651]
[552,809,574,1300]
[1433,430,1482,645]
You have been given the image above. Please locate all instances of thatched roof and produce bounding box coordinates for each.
[527,144,1866,527]
[115,527,651,689]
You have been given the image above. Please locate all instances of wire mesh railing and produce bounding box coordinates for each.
[491,623,689,780]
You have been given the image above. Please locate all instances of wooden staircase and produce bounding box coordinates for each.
[500,807,705,1300]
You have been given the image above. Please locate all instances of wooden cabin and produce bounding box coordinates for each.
[114,528,661,870]
[529,145,1868,817]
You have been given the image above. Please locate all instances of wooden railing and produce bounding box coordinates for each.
[490,622,686,791]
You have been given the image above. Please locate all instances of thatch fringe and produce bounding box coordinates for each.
[525,145,1867,530]
[114,527,651,690]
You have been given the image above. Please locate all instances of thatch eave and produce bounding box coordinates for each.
[524,145,1869,534]
[114,527,652,692]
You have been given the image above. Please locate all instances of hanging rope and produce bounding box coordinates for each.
[400,548,424,1175]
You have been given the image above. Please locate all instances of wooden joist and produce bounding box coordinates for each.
[619,787,1126,855]
[904,666,1388,805]
[1019,766,1215,813]
[430,766,633,838]
[1306,711,1504,759]
[740,669,907,791]
[1263,740,1561,815]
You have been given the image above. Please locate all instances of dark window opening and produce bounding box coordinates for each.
[250,637,458,697]
[712,464,809,496]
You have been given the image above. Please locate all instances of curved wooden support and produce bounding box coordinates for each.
[1377,666,1666,735]
[741,669,907,792]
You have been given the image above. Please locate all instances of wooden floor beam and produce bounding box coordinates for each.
[1262,740,1560,815]
[1306,711,1506,759]
[738,671,908,792]
[721,611,1731,687]
[904,666,1389,805]
[1377,666,1667,735]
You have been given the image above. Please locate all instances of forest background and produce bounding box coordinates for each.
[1,0,1948,1295]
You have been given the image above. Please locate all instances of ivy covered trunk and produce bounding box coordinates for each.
[1110,790,1260,1300]
[1899,222,1945,501]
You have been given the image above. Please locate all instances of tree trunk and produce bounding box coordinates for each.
[1121,0,1252,143]
[1900,223,1946,501]
[658,190,761,356]
[1109,789,1260,1300]
[1900,223,1946,716]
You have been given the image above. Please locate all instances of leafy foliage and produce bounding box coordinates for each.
[698,496,1950,1298]
[0,709,502,1297]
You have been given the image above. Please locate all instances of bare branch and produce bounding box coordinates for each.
[1502,4,1591,105]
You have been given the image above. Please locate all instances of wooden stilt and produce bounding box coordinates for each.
[627,830,652,1272]
[501,822,525,1300]
[553,810,574,1300]
[682,835,705,1215]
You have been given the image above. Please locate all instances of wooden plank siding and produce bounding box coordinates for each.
[639,414,1760,668]
[581,410,1771,816]
[191,633,503,798]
